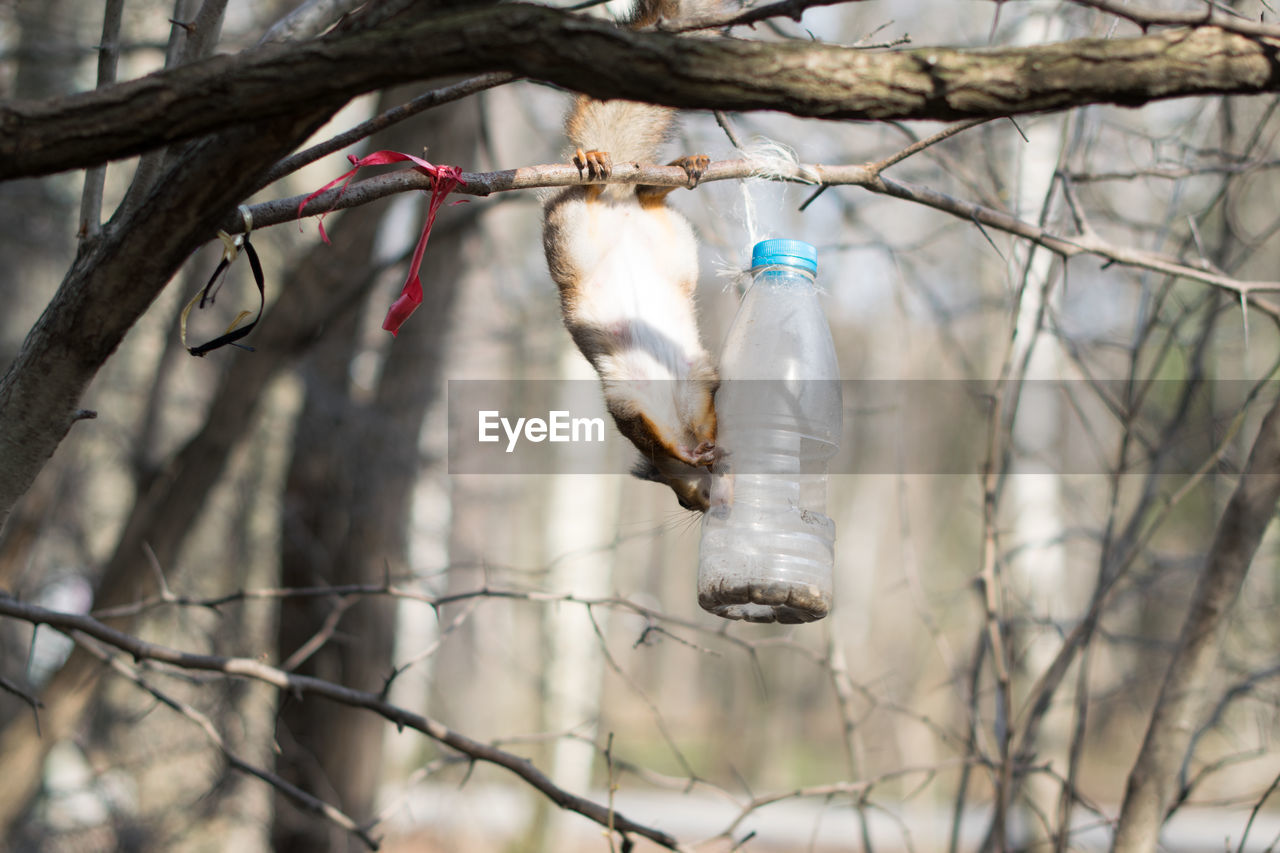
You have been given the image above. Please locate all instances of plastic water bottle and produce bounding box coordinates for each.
[698,239,842,623]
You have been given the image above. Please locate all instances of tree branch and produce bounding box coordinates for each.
[260,0,366,44]
[0,594,684,851]
[82,640,379,850]
[0,107,340,532]
[236,154,1280,318]
[1069,0,1280,38]
[258,72,515,187]
[77,0,125,239]
[1113,393,1280,852]
[3,5,1280,180]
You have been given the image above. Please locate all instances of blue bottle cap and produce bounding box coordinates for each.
[751,238,818,274]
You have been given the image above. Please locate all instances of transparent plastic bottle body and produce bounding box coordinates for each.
[698,239,842,623]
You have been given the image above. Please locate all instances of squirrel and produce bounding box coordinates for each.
[542,0,721,512]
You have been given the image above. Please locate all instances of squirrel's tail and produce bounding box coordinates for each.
[564,96,675,167]
[628,0,684,27]
[562,0,724,165]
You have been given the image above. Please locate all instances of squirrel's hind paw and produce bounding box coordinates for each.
[672,154,710,188]
[574,148,612,181]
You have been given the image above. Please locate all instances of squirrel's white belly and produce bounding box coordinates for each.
[568,198,702,347]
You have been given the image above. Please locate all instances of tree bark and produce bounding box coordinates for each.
[0,113,387,831]
[0,99,341,532]
[1112,395,1280,852]
[273,89,480,851]
[2,10,1279,180]
[0,0,83,732]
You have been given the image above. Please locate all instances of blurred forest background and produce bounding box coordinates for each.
[4,0,1280,851]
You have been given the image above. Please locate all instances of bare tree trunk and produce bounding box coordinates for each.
[0,0,80,356]
[0,113,362,832]
[1112,394,1280,852]
[0,0,86,731]
[1002,16,1072,849]
[535,354,621,851]
[273,89,481,851]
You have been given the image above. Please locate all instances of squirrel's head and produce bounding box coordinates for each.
[605,369,719,512]
[631,456,712,513]
[587,327,720,511]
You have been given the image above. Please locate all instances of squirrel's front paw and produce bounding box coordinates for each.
[574,148,612,181]
[671,154,710,189]
[689,441,721,468]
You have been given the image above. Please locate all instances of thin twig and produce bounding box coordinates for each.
[279,594,357,672]
[868,117,992,175]
[91,580,766,661]
[586,607,701,784]
[1053,641,1092,853]
[178,0,229,65]
[80,637,379,849]
[659,0,876,31]
[824,622,876,853]
[0,593,688,851]
[712,764,962,842]
[382,597,479,695]
[0,674,42,735]
[117,1,206,216]
[605,731,618,853]
[78,0,125,240]
[1068,0,1280,37]
[1113,379,1280,844]
[258,73,516,187]
[1010,366,1278,769]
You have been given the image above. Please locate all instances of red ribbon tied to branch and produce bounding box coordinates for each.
[298,150,464,335]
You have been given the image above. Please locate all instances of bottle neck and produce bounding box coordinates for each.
[751,264,816,285]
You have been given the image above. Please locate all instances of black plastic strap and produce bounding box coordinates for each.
[182,233,265,357]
